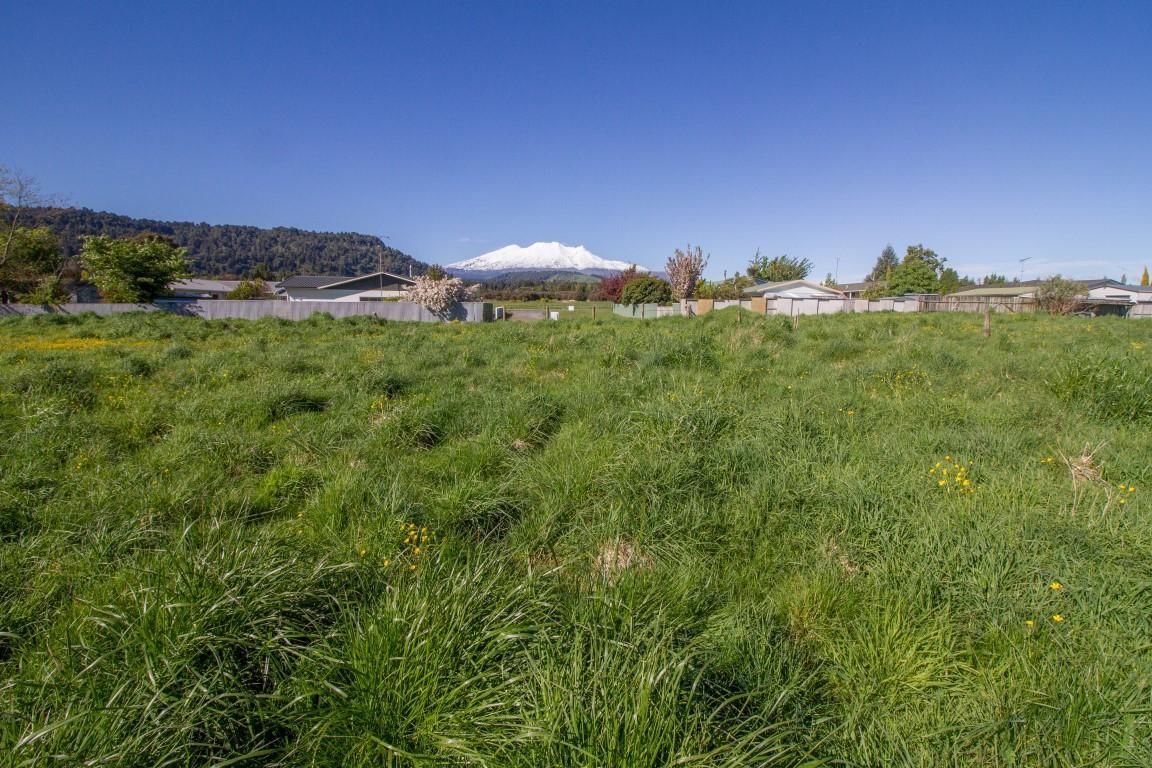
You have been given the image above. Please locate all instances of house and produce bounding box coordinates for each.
[742,279,846,299]
[279,272,416,302]
[168,279,245,300]
[838,281,872,299]
[1082,280,1152,303]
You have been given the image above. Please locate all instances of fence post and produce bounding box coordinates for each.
[983,304,991,338]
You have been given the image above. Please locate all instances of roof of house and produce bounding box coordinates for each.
[280,272,415,290]
[320,272,416,290]
[170,279,245,293]
[742,279,846,297]
[949,285,1036,297]
[279,275,347,289]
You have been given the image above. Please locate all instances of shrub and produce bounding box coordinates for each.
[225,279,270,300]
[620,276,673,305]
[1034,275,1083,315]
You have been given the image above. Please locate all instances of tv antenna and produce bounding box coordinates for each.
[1018,256,1032,282]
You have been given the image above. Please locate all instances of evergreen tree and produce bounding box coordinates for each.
[866,244,899,283]
[885,245,944,295]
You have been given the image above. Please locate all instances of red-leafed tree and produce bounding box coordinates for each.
[597,265,640,302]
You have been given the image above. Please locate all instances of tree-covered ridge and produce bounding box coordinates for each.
[20,207,427,278]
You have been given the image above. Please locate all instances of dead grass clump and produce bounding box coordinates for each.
[824,537,860,577]
[592,538,653,582]
[1060,442,1105,489]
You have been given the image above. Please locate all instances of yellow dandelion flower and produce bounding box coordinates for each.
[1051,614,1064,623]
[938,479,947,487]
[1129,486,1135,493]
[413,547,421,555]
[1025,619,1034,627]
[383,558,390,567]
[1049,581,1062,590]
[358,548,367,557]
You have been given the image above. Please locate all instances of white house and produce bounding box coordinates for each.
[279,272,416,302]
[1083,280,1152,303]
[742,279,846,299]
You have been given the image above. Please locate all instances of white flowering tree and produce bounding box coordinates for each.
[406,273,471,317]
[666,244,708,300]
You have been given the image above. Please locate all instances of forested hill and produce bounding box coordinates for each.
[21,207,427,278]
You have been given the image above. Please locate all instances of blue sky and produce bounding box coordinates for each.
[5,1,1151,281]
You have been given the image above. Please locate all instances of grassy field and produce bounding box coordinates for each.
[1,309,1150,767]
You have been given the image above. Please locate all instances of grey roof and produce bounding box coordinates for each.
[279,275,348,289]
[321,272,415,289]
[170,279,244,293]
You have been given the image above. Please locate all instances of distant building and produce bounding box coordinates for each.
[951,279,1152,304]
[837,281,871,299]
[742,279,846,299]
[168,279,246,300]
[279,272,416,302]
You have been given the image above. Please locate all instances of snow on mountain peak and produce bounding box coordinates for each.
[447,242,646,273]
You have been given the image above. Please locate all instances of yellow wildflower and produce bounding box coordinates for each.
[1051,614,1064,623]
[1049,581,1062,591]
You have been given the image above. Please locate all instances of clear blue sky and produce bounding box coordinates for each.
[6,1,1151,281]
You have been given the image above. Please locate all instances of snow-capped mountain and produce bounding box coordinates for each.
[447,242,647,278]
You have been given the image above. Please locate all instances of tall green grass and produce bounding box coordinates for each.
[1,309,1150,766]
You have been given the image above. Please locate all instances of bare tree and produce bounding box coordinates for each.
[0,166,47,270]
[666,244,708,300]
